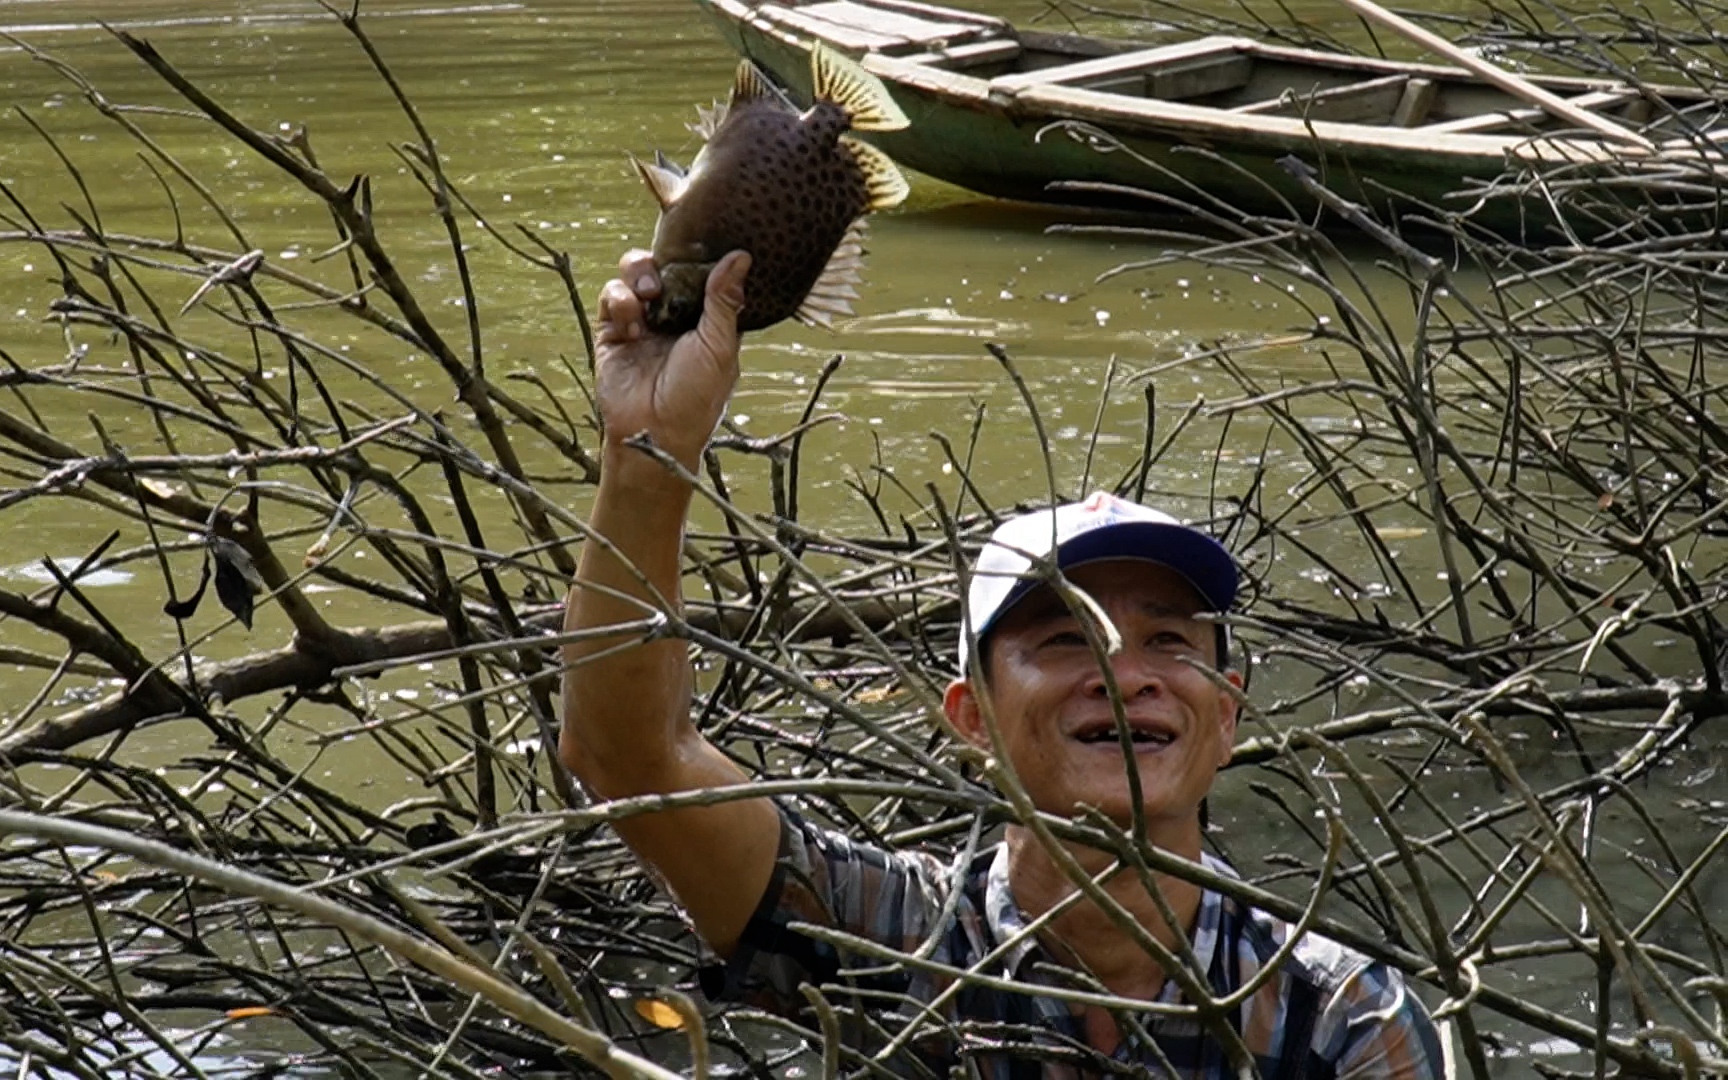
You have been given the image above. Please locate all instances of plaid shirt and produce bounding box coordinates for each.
[701,804,1444,1080]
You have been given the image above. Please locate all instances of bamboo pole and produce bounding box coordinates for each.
[1334,0,1656,151]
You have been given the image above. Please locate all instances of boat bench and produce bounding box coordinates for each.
[990,37,1255,101]
[1231,73,1435,125]
[1421,88,1643,134]
[898,38,1024,70]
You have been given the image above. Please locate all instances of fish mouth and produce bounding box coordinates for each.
[644,289,708,337]
[1069,718,1176,749]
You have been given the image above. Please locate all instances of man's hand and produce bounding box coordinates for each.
[594,249,751,474]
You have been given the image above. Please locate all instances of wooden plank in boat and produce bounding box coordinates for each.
[1232,73,1409,123]
[1012,80,1565,162]
[1148,53,1254,100]
[857,0,1007,29]
[1230,35,1645,101]
[1393,78,1438,126]
[990,37,1250,93]
[795,0,980,45]
[759,4,909,50]
[870,50,1002,101]
[1423,88,1633,134]
[898,38,1023,69]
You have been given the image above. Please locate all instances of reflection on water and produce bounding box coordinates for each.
[0,556,134,587]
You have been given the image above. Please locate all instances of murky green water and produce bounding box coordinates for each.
[0,0,1453,811]
[1,1,1721,1072]
[0,0,1411,717]
[0,0,1407,515]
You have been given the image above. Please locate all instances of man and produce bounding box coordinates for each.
[560,251,1445,1079]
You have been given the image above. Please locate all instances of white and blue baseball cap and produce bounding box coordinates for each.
[959,492,1238,671]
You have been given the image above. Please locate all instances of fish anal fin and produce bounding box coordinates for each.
[731,60,776,105]
[811,43,909,132]
[794,294,851,329]
[839,136,910,211]
[795,218,869,329]
[800,311,837,329]
[630,152,686,210]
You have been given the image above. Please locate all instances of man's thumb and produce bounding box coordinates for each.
[698,250,751,344]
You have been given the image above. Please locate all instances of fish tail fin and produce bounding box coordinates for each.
[629,152,685,210]
[811,43,909,132]
[839,135,910,210]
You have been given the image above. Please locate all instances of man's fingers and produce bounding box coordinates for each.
[695,251,751,355]
[597,278,645,344]
[617,249,660,300]
[710,250,751,300]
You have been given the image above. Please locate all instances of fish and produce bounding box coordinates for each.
[632,44,911,335]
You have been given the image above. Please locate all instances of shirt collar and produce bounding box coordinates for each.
[984,842,1043,975]
[1170,853,1232,1000]
[984,843,1237,991]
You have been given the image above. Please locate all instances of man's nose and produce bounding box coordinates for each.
[1086,644,1165,699]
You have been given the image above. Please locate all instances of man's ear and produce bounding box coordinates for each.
[944,679,991,751]
[1216,669,1244,768]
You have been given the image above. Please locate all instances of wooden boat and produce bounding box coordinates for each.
[692,0,1727,234]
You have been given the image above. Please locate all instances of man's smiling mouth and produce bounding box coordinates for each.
[1072,724,1174,748]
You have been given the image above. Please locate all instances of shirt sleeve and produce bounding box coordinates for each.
[697,801,947,1016]
[1316,962,1448,1079]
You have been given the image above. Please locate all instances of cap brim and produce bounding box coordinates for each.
[980,521,1237,641]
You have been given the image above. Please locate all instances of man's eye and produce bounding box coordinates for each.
[1152,631,1192,649]
[1044,631,1087,647]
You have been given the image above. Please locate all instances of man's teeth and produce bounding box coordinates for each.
[1078,729,1171,745]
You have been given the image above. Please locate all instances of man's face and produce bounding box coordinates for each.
[946,559,1241,831]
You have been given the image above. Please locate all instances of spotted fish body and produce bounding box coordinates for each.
[633,44,910,335]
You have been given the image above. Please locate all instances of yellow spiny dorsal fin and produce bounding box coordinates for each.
[731,60,776,105]
[795,218,869,329]
[811,43,909,132]
[839,135,909,211]
[629,152,685,210]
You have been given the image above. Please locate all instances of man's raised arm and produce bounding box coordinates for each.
[558,249,780,957]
